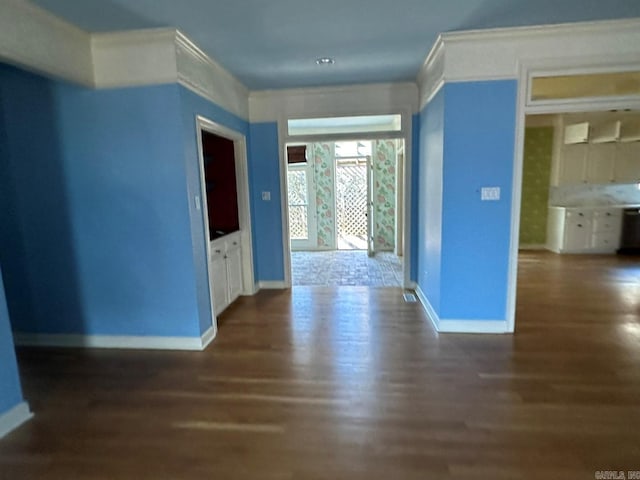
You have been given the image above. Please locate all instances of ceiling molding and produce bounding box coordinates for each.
[418,17,640,110]
[0,0,93,86]
[0,1,250,120]
[175,31,250,120]
[92,28,179,89]
[249,82,419,123]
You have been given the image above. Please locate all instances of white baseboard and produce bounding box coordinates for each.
[200,325,216,350]
[14,329,215,351]
[414,285,510,334]
[415,285,440,332]
[0,402,33,439]
[437,319,510,333]
[519,244,547,250]
[258,281,288,289]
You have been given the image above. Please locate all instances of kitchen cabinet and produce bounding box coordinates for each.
[613,143,640,183]
[563,122,590,144]
[620,120,640,143]
[209,231,243,315]
[590,120,621,144]
[547,207,622,254]
[586,144,616,183]
[558,145,587,185]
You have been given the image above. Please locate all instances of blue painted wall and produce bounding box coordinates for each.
[439,81,516,320]
[417,80,517,322]
[248,122,285,282]
[0,64,202,337]
[0,266,24,415]
[177,86,252,334]
[417,89,445,315]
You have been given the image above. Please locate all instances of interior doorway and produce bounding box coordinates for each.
[285,138,404,287]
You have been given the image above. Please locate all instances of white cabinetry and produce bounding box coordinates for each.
[547,207,622,254]
[209,232,243,315]
[552,115,640,186]
[613,143,640,183]
[586,144,616,184]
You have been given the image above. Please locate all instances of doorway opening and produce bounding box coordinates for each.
[513,106,640,336]
[285,138,404,287]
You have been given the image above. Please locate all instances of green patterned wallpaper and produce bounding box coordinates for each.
[312,142,336,249]
[373,140,397,251]
[519,127,553,246]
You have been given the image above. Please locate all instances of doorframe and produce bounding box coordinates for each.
[506,59,640,333]
[285,148,318,251]
[195,115,256,333]
[279,126,410,288]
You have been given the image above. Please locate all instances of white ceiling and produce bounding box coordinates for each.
[29,0,640,90]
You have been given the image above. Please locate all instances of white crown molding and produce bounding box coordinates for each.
[0,0,93,86]
[0,402,33,439]
[175,31,250,120]
[1,2,250,120]
[418,17,640,110]
[415,285,511,334]
[92,28,179,89]
[14,329,215,351]
[249,82,419,123]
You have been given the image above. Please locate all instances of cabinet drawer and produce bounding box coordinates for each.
[565,209,592,221]
[592,216,622,234]
[591,232,620,251]
[593,209,622,219]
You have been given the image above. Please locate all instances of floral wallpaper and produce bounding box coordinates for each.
[373,140,397,251]
[519,127,553,246]
[312,142,335,249]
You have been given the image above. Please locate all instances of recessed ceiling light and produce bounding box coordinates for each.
[316,57,335,65]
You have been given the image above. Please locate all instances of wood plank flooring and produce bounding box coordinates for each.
[1,251,639,479]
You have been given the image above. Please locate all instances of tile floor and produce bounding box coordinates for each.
[291,250,403,286]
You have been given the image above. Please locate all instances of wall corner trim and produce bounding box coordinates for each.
[13,332,214,351]
[0,402,33,440]
[200,325,216,350]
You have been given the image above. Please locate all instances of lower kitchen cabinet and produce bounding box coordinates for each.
[209,232,243,315]
[547,207,622,254]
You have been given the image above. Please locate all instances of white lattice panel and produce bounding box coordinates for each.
[336,164,367,244]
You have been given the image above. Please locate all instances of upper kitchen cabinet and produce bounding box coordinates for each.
[620,120,640,143]
[614,143,640,183]
[586,144,616,183]
[557,144,588,185]
[563,122,590,144]
[590,120,621,143]
[552,113,640,186]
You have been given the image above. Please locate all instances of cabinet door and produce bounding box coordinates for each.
[225,246,243,304]
[614,143,640,183]
[559,145,587,185]
[563,219,591,252]
[210,254,228,315]
[586,144,615,184]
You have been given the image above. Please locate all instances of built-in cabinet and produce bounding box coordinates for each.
[209,231,243,315]
[552,115,640,186]
[547,206,623,253]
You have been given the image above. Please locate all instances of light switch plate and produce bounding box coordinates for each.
[481,187,500,201]
[262,191,271,201]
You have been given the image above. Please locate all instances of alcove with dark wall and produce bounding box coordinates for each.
[202,131,239,239]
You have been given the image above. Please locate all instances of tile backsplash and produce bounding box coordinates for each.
[549,183,640,207]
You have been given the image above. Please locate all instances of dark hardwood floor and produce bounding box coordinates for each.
[1,251,639,479]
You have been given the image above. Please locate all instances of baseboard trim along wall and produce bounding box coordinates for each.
[258,281,288,289]
[0,402,33,439]
[14,329,215,351]
[415,286,510,334]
